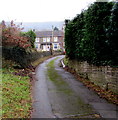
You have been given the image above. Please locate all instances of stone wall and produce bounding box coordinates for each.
[66,59,118,94]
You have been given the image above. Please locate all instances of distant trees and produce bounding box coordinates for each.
[65,2,118,66]
[54,27,59,31]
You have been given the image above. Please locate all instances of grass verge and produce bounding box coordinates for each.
[2,59,31,118]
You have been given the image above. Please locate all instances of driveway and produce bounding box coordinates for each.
[31,55,117,118]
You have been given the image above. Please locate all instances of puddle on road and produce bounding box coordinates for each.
[46,57,95,117]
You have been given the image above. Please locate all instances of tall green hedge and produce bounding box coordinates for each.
[107,2,118,65]
[65,2,118,66]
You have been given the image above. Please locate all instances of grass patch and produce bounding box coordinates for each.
[2,59,31,118]
[47,58,72,95]
[47,58,66,86]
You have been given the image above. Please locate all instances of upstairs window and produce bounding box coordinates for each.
[43,38,46,42]
[54,37,58,42]
[47,37,50,42]
[35,38,39,42]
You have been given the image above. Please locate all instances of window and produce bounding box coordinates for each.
[35,44,38,49]
[43,38,46,42]
[47,37,50,42]
[54,43,57,49]
[35,38,39,42]
[54,37,58,42]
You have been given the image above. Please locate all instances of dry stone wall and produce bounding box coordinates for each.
[67,59,118,94]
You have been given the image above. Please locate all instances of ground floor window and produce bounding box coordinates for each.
[54,43,58,49]
[35,44,39,49]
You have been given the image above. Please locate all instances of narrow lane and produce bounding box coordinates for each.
[31,58,54,118]
[31,55,117,118]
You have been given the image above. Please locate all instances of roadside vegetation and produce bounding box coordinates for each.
[1,20,61,117]
[1,21,37,118]
[2,59,32,118]
[64,1,118,105]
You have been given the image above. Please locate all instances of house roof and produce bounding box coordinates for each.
[35,30,64,38]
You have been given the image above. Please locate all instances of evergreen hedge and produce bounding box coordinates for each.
[65,2,118,66]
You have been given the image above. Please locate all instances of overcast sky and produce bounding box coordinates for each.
[0,0,97,22]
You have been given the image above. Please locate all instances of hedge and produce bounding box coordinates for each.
[65,2,118,66]
[2,47,51,68]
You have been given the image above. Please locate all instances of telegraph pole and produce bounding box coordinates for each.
[52,25,54,42]
[50,25,54,55]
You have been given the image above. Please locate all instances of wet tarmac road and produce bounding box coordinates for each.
[31,55,118,118]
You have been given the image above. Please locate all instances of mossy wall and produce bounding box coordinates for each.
[65,58,118,94]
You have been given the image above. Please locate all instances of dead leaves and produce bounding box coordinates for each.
[64,113,101,118]
[64,66,118,105]
[3,87,11,91]
[13,65,35,80]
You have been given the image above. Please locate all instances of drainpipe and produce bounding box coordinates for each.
[52,25,54,51]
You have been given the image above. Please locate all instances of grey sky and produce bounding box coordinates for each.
[1,0,97,22]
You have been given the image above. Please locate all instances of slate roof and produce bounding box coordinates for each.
[35,30,64,37]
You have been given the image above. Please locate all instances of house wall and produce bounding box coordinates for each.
[52,43,60,50]
[57,36,64,50]
[35,35,64,51]
[42,45,50,51]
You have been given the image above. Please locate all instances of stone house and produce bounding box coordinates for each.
[35,30,64,51]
